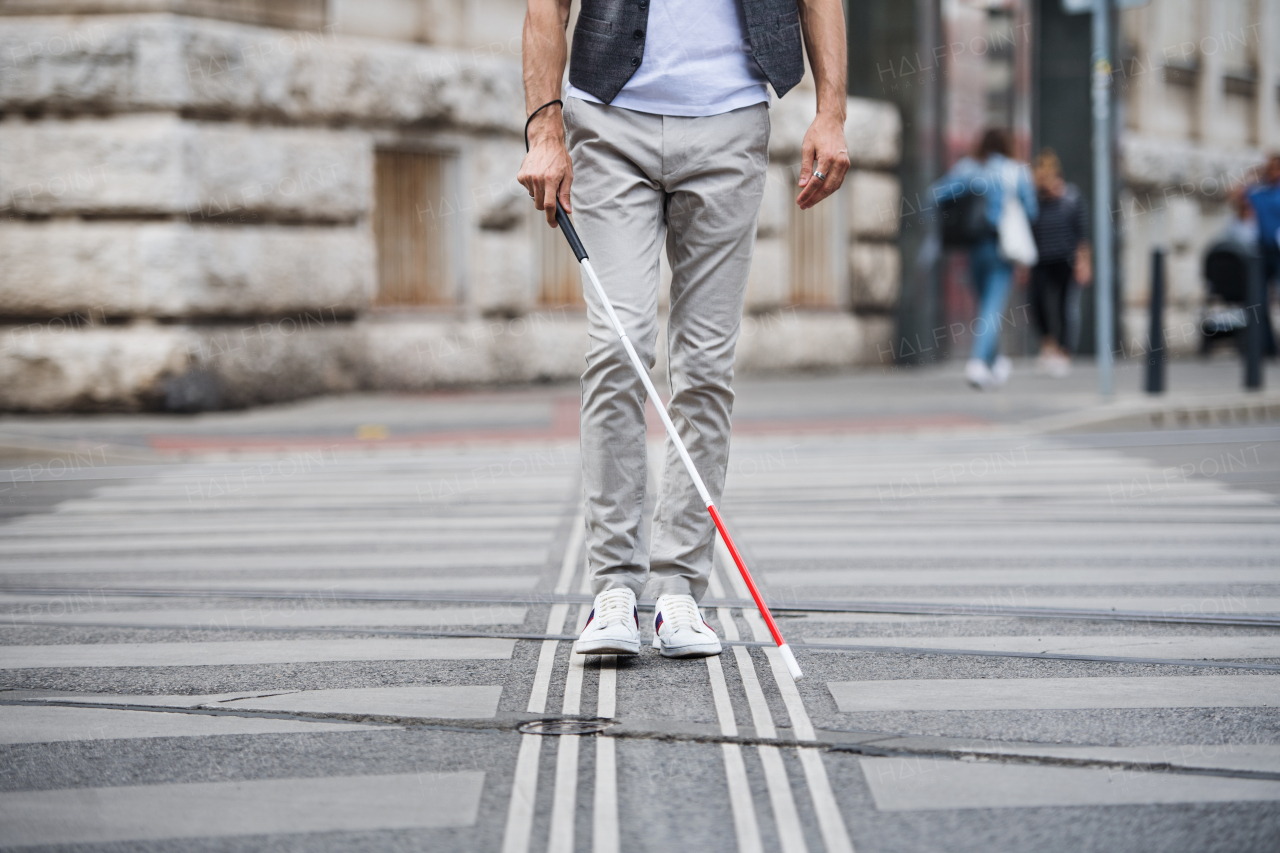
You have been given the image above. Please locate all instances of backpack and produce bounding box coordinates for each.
[940,190,994,249]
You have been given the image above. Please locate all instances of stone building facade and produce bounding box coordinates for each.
[0,0,901,411]
[1116,0,1279,355]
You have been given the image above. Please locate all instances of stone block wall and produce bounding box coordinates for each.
[0,8,903,411]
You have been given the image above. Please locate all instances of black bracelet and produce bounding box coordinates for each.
[524,98,563,152]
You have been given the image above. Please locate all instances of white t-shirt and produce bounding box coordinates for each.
[567,0,770,117]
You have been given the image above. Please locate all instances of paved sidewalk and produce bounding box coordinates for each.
[2,357,1279,851]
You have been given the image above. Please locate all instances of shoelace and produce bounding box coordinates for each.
[657,595,702,631]
[595,589,635,625]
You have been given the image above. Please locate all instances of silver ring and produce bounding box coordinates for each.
[812,171,826,182]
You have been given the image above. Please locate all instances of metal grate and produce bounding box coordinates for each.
[373,150,451,307]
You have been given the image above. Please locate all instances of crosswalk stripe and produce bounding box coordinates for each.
[867,740,1280,775]
[47,576,541,594]
[0,638,514,669]
[2,606,528,629]
[827,676,1280,712]
[12,685,504,720]
[858,757,1280,811]
[0,532,551,554]
[765,568,1280,587]
[808,635,1280,659]
[0,552,548,573]
[0,772,486,846]
[787,596,1280,616]
[0,705,379,744]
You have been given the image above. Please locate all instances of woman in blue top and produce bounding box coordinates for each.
[932,129,1038,389]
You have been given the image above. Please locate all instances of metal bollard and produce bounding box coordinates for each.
[1146,248,1165,394]
[1245,248,1264,390]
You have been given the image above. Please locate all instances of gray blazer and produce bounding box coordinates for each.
[567,0,805,104]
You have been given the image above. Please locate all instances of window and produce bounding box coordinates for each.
[537,212,585,306]
[788,200,844,307]
[373,150,452,307]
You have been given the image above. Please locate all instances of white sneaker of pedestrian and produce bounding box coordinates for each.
[991,355,1012,386]
[651,594,722,658]
[575,588,640,655]
[965,358,995,390]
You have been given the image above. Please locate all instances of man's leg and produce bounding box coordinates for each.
[564,98,667,599]
[647,103,771,602]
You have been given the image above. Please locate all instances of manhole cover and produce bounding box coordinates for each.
[519,718,613,736]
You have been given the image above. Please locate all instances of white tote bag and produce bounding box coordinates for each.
[997,162,1038,266]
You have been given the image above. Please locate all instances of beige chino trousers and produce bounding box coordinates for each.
[564,96,770,602]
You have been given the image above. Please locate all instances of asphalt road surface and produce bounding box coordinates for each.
[2,360,1279,852]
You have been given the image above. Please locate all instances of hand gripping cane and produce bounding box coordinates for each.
[552,202,803,680]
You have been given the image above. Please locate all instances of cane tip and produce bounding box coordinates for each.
[779,643,803,681]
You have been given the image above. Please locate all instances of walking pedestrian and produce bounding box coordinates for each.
[517,0,850,658]
[932,128,1039,390]
[1244,152,1280,358]
[1029,148,1091,378]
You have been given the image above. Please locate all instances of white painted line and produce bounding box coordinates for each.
[0,705,379,745]
[711,558,808,853]
[0,551,547,573]
[8,606,528,630]
[871,740,1280,776]
[503,516,583,853]
[722,743,764,853]
[0,772,485,846]
[722,543,856,852]
[0,531,551,554]
[62,576,541,594]
[706,651,739,738]
[754,545,1271,560]
[548,735,580,853]
[3,516,561,536]
[765,568,1280,587]
[828,676,1280,712]
[754,618,855,853]
[758,746,810,853]
[594,655,619,853]
[528,611,568,716]
[594,736,620,853]
[214,685,504,719]
[0,639,514,669]
[859,757,1280,811]
[821,595,1280,616]
[809,635,1280,659]
[501,735,544,853]
[597,656,617,720]
[547,558,594,853]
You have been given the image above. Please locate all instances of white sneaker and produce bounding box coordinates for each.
[651,594,722,658]
[575,588,640,655]
[991,355,1012,386]
[965,358,994,390]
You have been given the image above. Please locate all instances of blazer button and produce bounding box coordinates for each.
[630,56,640,66]
[633,29,644,39]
